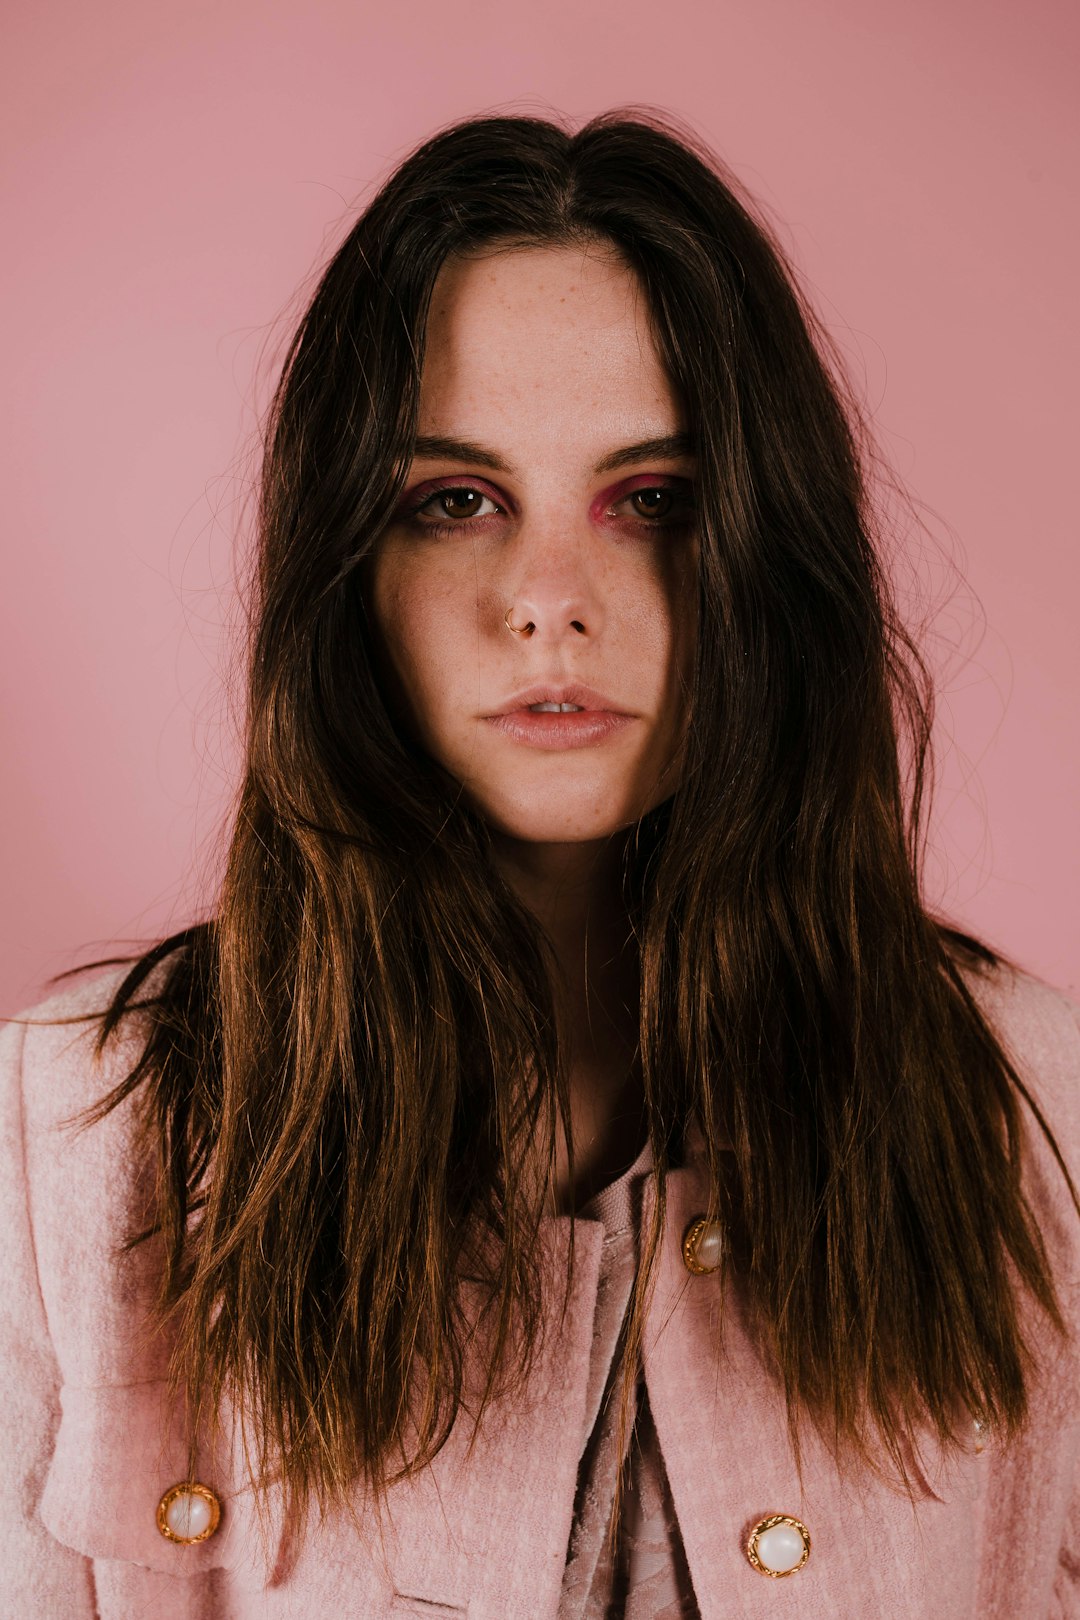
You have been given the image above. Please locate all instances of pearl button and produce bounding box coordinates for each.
[746,1513,811,1577]
[156,1482,222,1545]
[681,1213,723,1274]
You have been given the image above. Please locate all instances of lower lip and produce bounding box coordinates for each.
[484,710,635,748]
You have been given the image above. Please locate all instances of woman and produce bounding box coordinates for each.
[2,108,1078,1619]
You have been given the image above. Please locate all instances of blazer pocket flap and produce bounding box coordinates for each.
[39,1380,278,1583]
[389,1598,468,1617]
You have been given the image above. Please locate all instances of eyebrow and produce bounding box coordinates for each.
[408,432,696,478]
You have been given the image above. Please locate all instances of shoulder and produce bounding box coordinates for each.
[958,955,1080,1289]
[3,959,170,1135]
[959,955,1080,1145]
[1,960,178,1384]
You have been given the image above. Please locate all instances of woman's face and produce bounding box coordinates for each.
[367,242,698,850]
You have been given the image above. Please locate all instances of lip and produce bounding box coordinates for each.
[484,710,636,749]
[485,683,630,717]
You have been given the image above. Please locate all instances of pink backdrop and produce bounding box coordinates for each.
[2,0,1077,1015]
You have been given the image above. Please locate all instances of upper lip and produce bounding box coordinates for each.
[486,683,630,716]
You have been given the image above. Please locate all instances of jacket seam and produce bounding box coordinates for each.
[9,1016,53,1345]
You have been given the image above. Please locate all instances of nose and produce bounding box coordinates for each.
[499,516,604,642]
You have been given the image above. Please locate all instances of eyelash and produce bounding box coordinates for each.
[402,481,696,540]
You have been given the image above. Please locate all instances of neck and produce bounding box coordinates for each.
[491,831,647,1214]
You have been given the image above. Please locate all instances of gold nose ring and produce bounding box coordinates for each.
[504,607,532,635]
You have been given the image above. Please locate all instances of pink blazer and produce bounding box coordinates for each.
[2,957,1079,1618]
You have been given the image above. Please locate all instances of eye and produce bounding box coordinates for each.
[398,478,696,538]
[626,486,680,521]
[403,484,503,536]
[611,480,696,532]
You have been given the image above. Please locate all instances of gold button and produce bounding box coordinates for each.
[156,1481,222,1544]
[681,1213,723,1274]
[746,1513,811,1577]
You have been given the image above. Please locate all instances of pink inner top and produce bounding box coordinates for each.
[558,1135,701,1619]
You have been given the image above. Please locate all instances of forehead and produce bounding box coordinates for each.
[416,244,685,452]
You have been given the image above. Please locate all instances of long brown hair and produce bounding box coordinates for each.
[38,105,1078,1557]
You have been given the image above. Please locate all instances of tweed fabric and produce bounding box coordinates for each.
[2,956,1079,1616]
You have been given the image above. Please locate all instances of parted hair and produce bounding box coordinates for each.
[43,105,1078,1557]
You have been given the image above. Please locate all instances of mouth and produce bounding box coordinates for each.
[485,683,630,718]
[483,706,636,751]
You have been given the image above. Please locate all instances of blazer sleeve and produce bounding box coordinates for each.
[1055,1469,1080,1616]
[0,1010,97,1617]
[1051,994,1080,1618]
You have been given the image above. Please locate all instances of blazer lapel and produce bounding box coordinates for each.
[641,1161,988,1618]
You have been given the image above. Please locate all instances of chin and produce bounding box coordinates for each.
[468,787,642,846]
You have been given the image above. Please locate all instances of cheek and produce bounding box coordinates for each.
[658,546,698,672]
[626,549,696,690]
[368,556,470,740]
[629,563,695,763]
[367,558,430,728]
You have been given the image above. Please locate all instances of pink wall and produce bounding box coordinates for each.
[2,0,1077,1014]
